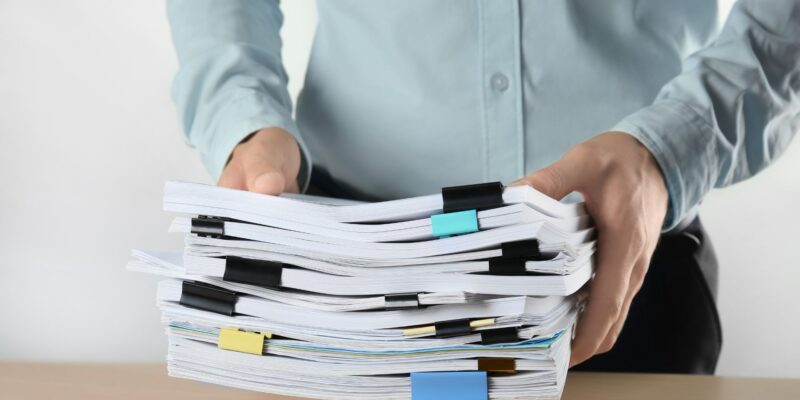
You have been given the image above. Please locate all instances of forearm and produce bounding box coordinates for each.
[167,0,311,186]
[614,0,800,229]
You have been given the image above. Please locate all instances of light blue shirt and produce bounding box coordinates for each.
[167,0,799,230]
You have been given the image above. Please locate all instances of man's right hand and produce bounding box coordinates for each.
[218,127,301,195]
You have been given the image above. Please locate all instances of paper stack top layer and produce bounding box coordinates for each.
[128,181,595,399]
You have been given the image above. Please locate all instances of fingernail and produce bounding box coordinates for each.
[253,172,285,194]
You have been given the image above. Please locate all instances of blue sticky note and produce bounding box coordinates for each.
[411,371,488,400]
[431,210,479,237]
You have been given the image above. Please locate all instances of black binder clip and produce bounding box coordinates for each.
[222,256,283,288]
[190,215,227,238]
[384,293,422,310]
[434,318,472,338]
[479,327,520,345]
[441,182,504,213]
[179,281,238,316]
[488,258,527,276]
[500,239,542,260]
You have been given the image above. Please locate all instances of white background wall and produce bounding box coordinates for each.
[1,0,798,377]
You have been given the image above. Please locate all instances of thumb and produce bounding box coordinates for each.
[218,159,288,196]
[250,169,287,195]
[510,157,583,201]
[218,127,301,195]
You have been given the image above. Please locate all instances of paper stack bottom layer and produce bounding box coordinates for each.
[129,181,595,399]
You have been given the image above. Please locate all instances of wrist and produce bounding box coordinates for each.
[603,130,670,222]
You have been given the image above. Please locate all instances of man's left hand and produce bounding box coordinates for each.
[511,131,668,367]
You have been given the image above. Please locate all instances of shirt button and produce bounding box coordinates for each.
[491,73,509,91]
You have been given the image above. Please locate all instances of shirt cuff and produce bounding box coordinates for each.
[612,99,717,231]
[199,92,313,192]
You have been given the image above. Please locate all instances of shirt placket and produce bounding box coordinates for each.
[479,0,524,183]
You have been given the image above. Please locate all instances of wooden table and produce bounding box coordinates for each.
[2,363,799,400]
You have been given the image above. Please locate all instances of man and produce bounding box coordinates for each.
[167,0,799,373]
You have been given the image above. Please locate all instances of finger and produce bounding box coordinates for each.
[596,256,648,355]
[241,154,287,195]
[251,170,286,195]
[509,146,592,200]
[218,162,246,190]
[595,211,657,354]
[569,225,640,366]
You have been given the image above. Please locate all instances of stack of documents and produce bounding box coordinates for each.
[128,181,595,399]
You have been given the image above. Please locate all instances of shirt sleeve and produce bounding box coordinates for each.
[613,0,800,230]
[166,0,312,189]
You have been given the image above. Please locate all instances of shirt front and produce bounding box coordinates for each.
[167,0,800,229]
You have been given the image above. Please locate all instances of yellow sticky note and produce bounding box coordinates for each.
[218,327,268,355]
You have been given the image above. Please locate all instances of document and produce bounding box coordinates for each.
[128,181,592,399]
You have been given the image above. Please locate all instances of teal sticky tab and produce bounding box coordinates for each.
[411,371,487,400]
[431,210,479,237]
